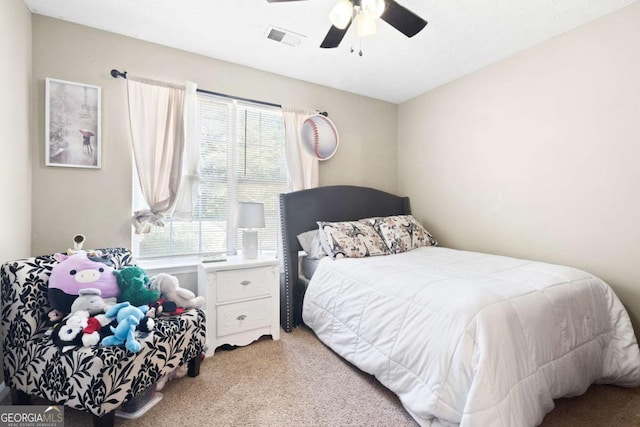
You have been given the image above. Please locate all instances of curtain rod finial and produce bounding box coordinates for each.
[110,69,127,79]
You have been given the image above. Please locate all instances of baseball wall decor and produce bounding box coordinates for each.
[300,114,339,160]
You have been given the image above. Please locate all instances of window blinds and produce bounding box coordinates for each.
[132,92,287,258]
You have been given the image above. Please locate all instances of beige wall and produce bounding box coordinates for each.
[31,16,397,256]
[0,0,32,389]
[1,1,32,262]
[398,3,640,328]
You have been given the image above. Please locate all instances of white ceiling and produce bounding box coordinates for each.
[24,0,637,103]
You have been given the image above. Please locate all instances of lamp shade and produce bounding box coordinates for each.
[236,202,265,229]
[329,0,353,30]
[361,0,385,18]
[356,12,376,38]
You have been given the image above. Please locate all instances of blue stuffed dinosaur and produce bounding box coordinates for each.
[100,301,154,353]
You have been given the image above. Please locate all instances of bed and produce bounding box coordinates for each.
[278,185,640,426]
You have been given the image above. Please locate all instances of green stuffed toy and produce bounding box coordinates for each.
[113,266,161,307]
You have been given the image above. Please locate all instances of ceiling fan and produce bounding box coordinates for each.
[266,0,428,49]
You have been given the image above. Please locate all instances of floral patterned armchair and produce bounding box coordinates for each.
[1,248,206,427]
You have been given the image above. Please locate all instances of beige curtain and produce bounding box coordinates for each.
[171,81,201,221]
[283,106,319,191]
[279,106,318,272]
[127,76,186,234]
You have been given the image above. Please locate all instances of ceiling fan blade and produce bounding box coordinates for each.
[380,0,427,38]
[320,22,351,49]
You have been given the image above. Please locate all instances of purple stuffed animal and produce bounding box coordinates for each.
[48,252,120,314]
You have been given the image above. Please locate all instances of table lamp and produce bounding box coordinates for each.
[236,202,265,259]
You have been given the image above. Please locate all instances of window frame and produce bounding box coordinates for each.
[131,92,288,259]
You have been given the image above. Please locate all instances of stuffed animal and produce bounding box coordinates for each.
[51,310,115,352]
[86,252,114,267]
[70,288,116,315]
[114,266,160,306]
[100,302,155,353]
[48,252,120,315]
[149,273,204,309]
[147,298,182,318]
[46,308,65,326]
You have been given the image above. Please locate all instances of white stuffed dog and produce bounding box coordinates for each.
[149,273,204,309]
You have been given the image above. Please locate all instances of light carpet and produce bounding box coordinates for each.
[3,325,640,426]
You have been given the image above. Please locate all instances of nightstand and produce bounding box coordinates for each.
[197,255,280,357]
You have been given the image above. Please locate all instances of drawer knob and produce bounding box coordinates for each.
[240,280,251,286]
[236,314,247,321]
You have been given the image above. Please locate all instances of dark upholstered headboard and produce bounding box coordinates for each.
[278,185,411,332]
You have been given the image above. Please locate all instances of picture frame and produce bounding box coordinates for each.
[45,78,101,168]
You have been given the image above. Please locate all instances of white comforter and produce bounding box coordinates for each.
[302,247,640,426]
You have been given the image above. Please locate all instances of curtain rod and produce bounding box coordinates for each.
[110,69,328,116]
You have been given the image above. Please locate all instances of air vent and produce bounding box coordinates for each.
[266,25,305,47]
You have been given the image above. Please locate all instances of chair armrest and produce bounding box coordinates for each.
[1,256,54,345]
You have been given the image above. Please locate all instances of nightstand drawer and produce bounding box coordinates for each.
[217,298,272,337]
[216,267,272,302]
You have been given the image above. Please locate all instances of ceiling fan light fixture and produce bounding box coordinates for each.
[316,0,427,49]
[329,0,354,30]
[356,12,376,38]
[361,0,385,19]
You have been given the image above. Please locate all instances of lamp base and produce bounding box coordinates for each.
[242,230,258,259]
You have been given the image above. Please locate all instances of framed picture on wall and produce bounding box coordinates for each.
[45,78,101,168]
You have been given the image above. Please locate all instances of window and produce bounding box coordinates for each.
[132,92,288,258]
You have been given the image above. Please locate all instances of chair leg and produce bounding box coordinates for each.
[10,388,31,405]
[188,355,201,377]
[93,411,115,427]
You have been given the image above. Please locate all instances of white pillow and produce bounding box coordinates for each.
[296,230,327,260]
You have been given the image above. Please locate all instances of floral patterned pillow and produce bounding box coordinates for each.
[317,221,390,259]
[366,215,437,254]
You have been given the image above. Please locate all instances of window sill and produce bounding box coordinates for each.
[136,251,279,276]
[136,256,201,275]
